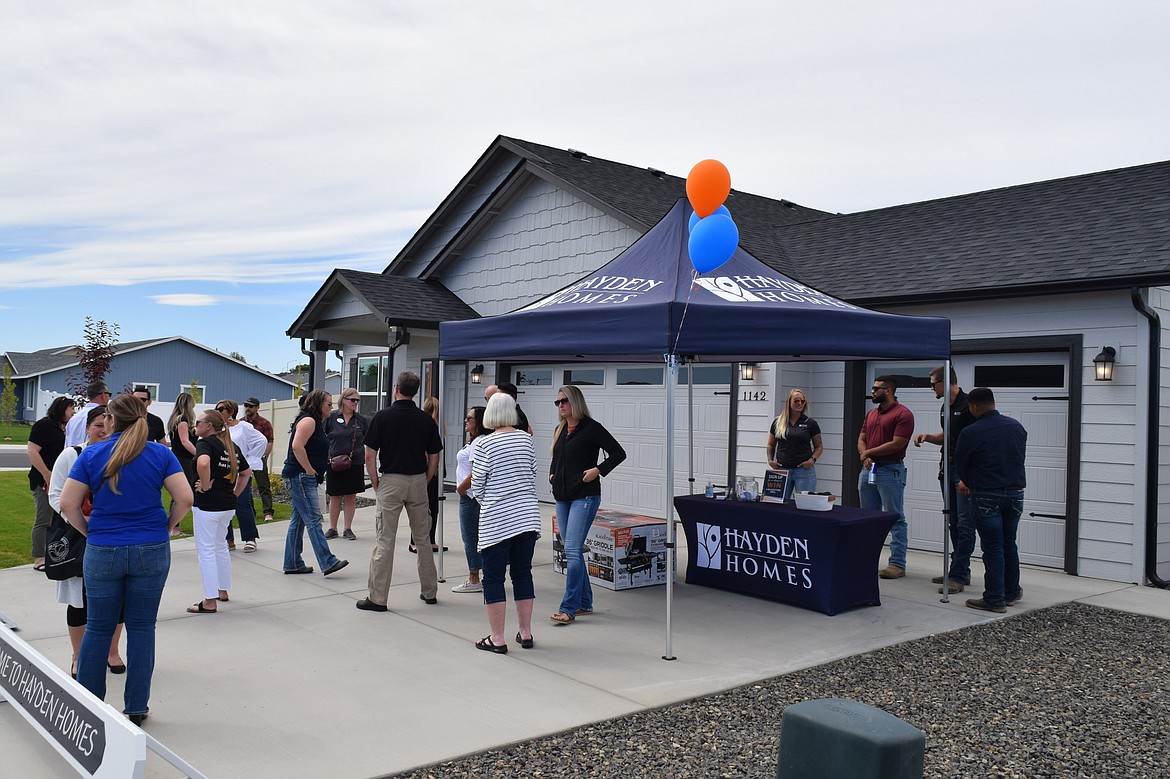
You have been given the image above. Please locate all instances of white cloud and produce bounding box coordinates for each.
[0,1,1167,295]
[151,294,218,307]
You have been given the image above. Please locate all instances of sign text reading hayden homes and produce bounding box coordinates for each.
[722,527,814,589]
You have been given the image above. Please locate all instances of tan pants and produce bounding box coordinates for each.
[368,473,437,605]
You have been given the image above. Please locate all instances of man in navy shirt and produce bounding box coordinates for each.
[954,387,1028,613]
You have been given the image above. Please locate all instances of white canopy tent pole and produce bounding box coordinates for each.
[436,360,446,583]
[664,352,679,661]
[687,359,695,495]
[939,358,953,603]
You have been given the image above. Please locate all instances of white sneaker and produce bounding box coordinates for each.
[451,580,482,593]
[243,540,257,553]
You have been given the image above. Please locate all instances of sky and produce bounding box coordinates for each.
[2,1,1167,375]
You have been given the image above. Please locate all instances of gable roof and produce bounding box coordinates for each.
[778,159,1170,305]
[387,135,834,280]
[385,136,1170,307]
[3,337,295,384]
[287,269,480,339]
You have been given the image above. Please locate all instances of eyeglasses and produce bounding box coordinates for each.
[465,416,475,421]
[342,397,358,403]
[930,380,943,387]
[215,406,228,412]
[553,398,570,407]
[791,398,805,404]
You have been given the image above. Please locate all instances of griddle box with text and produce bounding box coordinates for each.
[552,509,675,590]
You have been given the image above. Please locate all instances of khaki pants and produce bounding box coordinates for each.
[368,473,437,604]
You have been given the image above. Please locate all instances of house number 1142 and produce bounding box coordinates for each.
[741,390,767,402]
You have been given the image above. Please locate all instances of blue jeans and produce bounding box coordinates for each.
[78,541,171,715]
[459,495,482,571]
[783,466,818,501]
[942,471,976,583]
[556,495,601,614]
[972,489,1024,608]
[480,531,538,605]
[226,481,259,543]
[283,474,340,572]
[858,463,908,568]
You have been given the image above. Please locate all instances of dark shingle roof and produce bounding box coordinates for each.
[4,338,161,378]
[499,137,832,271]
[775,160,1170,304]
[337,270,480,325]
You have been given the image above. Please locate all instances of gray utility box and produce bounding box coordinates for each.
[777,698,925,779]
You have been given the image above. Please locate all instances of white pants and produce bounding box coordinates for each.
[194,507,234,599]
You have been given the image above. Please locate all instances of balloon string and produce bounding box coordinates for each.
[671,270,699,355]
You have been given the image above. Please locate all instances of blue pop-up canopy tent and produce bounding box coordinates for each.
[441,199,951,363]
[440,199,952,657]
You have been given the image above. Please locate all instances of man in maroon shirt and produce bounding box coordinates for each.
[857,375,915,579]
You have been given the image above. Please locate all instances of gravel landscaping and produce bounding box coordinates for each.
[390,602,1170,778]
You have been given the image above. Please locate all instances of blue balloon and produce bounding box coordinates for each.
[688,213,739,274]
[688,205,729,233]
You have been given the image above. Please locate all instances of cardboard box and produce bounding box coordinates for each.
[552,509,675,590]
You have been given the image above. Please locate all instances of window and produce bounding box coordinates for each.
[616,367,663,386]
[564,368,604,386]
[514,369,553,387]
[974,364,1064,388]
[357,357,380,393]
[181,384,207,403]
[132,382,160,401]
[678,365,731,385]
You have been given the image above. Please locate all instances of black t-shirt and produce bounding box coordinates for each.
[170,421,197,463]
[940,390,976,464]
[515,404,530,433]
[364,400,443,475]
[28,417,66,490]
[194,437,248,512]
[145,412,166,443]
[769,413,822,467]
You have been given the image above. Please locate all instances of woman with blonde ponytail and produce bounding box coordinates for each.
[60,393,192,726]
[187,409,251,614]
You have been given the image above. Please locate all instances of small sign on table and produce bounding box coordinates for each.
[761,469,789,503]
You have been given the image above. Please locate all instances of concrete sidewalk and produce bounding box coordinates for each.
[2,498,1167,778]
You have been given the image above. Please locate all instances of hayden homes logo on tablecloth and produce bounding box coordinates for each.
[696,522,813,588]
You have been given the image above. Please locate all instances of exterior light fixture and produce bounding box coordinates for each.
[740,362,757,381]
[1093,347,1116,382]
[470,364,484,385]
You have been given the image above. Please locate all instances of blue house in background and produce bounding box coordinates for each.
[2,336,296,422]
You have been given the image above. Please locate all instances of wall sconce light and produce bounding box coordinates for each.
[740,362,757,381]
[470,364,484,385]
[1093,347,1116,382]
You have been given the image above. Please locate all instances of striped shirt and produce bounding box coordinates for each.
[472,430,542,551]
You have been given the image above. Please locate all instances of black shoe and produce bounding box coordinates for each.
[965,598,1007,614]
[284,566,314,575]
[127,712,148,726]
[1007,588,1024,606]
[420,594,437,605]
[107,661,127,674]
[355,598,388,612]
[324,528,339,539]
[516,631,534,649]
[323,559,349,576]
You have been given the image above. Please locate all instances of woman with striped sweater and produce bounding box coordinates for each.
[470,392,542,654]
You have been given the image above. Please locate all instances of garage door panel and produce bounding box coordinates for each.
[637,440,665,469]
[1020,411,1067,447]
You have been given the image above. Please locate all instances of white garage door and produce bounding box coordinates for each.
[509,363,731,517]
[870,354,1068,569]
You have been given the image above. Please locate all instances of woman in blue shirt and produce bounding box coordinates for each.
[60,393,193,726]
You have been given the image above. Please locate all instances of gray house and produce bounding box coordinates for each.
[288,135,1170,587]
[3,336,296,420]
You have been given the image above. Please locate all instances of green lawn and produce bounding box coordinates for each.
[0,471,291,569]
[0,422,31,444]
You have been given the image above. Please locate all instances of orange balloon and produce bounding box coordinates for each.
[686,159,731,218]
